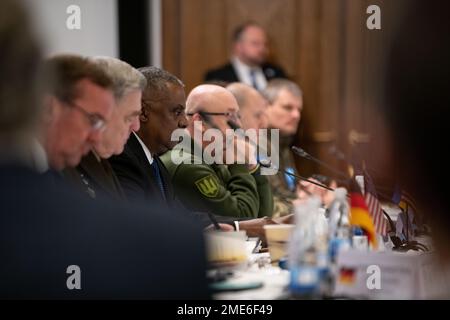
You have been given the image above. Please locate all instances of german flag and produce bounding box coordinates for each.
[349,180,378,248]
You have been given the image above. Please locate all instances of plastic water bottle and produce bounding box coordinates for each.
[288,196,328,298]
[327,188,352,263]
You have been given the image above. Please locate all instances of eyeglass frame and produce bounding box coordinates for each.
[186,111,241,121]
[64,100,107,132]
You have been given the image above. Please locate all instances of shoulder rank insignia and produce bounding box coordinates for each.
[195,174,219,198]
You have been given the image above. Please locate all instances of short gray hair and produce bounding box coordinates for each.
[262,79,303,104]
[138,66,184,100]
[90,56,146,102]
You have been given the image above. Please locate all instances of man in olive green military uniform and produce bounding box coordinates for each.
[263,79,304,217]
[161,84,273,218]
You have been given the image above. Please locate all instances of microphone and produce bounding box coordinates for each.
[226,120,271,168]
[281,169,339,193]
[291,146,349,179]
[227,121,340,193]
[311,173,349,186]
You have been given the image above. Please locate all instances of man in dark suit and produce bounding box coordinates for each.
[1,165,209,299]
[110,66,187,208]
[0,0,208,299]
[204,22,287,90]
[64,150,126,200]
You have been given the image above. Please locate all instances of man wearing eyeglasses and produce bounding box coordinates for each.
[63,56,146,201]
[40,54,115,171]
[161,84,271,218]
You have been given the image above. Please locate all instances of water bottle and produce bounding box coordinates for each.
[327,188,352,263]
[288,196,328,297]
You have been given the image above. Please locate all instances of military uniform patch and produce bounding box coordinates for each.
[195,175,219,198]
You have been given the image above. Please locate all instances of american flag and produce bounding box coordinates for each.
[364,172,388,236]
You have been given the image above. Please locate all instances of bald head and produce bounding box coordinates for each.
[227,83,268,131]
[186,84,239,115]
[185,84,240,144]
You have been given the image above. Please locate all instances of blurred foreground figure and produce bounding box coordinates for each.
[384,0,450,264]
[0,0,208,299]
[41,54,115,171]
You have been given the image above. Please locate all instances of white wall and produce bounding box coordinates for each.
[23,0,118,58]
[149,0,162,67]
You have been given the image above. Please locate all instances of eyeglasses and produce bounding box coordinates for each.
[187,111,241,123]
[66,101,106,131]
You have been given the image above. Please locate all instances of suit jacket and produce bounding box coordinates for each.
[109,133,172,207]
[204,62,287,84]
[63,151,126,201]
[0,163,208,299]
[110,134,241,228]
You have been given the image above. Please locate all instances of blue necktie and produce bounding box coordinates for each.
[249,69,259,90]
[150,159,166,202]
[284,167,296,192]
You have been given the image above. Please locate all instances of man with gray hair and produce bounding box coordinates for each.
[262,78,304,216]
[110,66,188,205]
[64,56,146,200]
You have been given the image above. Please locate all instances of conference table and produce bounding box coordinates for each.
[210,235,448,300]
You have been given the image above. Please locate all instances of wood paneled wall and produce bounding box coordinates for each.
[162,0,408,186]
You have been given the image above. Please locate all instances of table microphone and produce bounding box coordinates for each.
[291,146,349,179]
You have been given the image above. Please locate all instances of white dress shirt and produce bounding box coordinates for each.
[133,132,154,166]
[231,56,267,90]
[31,139,49,173]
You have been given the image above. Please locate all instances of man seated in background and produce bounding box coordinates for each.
[226,82,274,217]
[64,56,146,201]
[262,79,305,216]
[262,78,333,216]
[0,0,208,298]
[204,22,287,90]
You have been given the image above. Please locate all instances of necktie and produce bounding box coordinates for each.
[249,69,259,90]
[284,167,296,192]
[150,159,167,202]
